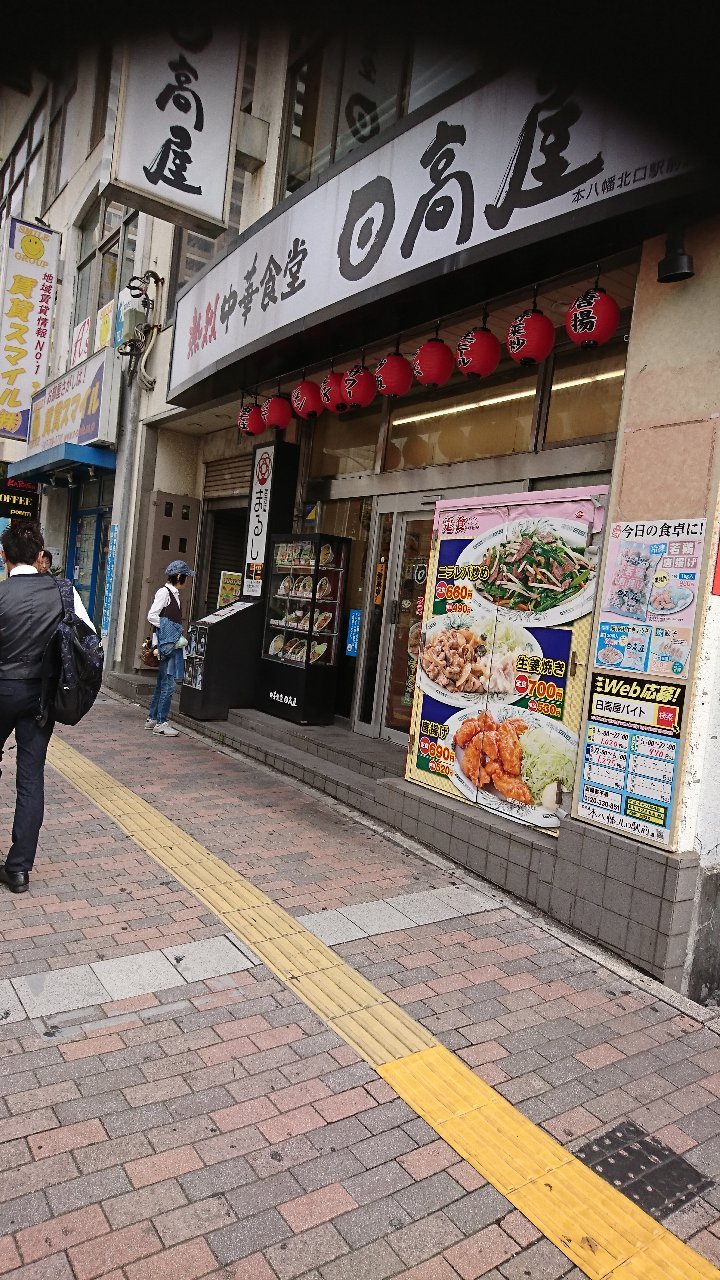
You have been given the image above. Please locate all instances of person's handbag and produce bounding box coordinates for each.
[139,638,160,669]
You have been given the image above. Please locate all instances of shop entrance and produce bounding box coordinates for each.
[70,475,115,632]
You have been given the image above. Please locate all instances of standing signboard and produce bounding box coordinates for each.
[405,488,607,832]
[0,218,60,441]
[575,517,706,847]
[102,29,241,236]
[241,440,299,601]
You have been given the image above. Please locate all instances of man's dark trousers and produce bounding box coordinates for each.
[0,679,54,874]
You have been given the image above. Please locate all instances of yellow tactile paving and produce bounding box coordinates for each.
[48,736,720,1280]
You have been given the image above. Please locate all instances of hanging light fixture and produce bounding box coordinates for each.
[506,289,555,366]
[342,361,377,408]
[375,342,414,397]
[565,270,621,348]
[413,324,455,388]
[262,392,293,430]
[321,364,348,413]
[456,308,501,378]
[657,229,694,283]
[291,377,324,420]
[244,402,266,435]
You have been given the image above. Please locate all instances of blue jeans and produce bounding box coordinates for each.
[148,657,176,725]
[0,679,55,873]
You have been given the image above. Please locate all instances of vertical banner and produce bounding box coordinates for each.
[405,488,607,832]
[575,517,706,847]
[101,523,118,640]
[0,218,60,441]
[243,444,275,597]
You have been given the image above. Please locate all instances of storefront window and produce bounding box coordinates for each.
[310,404,383,478]
[71,200,138,366]
[386,366,537,471]
[0,96,48,230]
[317,497,372,717]
[544,344,627,446]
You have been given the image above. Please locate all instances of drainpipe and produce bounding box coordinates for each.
[104,365,141,668]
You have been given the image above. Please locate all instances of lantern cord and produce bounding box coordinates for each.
[434,320,441,338]
[481,305,489,329]
[394,337,401,355]
[594,263,601,289]
[532,285,539,311]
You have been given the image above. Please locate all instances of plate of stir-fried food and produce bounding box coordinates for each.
[457,517,596,625]
[418,609,540,707]
[446,704,577,826]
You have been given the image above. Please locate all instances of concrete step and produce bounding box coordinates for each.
[226,706,405,781]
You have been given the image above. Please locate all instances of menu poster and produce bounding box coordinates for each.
[595,519,706,679]
[405,490,607,831]
[217,571,243,609]
[183,623,208,691]
[577,673,685,844]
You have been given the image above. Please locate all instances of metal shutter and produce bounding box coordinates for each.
[204,508,248,614]
[203,455,253,499]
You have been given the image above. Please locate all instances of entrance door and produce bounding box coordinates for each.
[353,502,433,743]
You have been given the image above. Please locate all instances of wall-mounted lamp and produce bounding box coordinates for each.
[658,229,694,283]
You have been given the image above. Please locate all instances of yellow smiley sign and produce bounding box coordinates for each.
[20,233,45,261]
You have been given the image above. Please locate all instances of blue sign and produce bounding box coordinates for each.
[101,523,118,639]
[346,609,362,657]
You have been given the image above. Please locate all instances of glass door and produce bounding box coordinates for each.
[73,513,99,615]
[381,515,433,740]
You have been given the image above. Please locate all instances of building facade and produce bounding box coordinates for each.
[1,28,719,997]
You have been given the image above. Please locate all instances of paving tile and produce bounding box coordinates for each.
[161,935,257,982]
[12,967,111,1018]
[436,888,496,917]
[91,953,186,1000]
[296,911,367,944]
[385,891,459,926]
[338,902,415,935]
[0,978,27,1023]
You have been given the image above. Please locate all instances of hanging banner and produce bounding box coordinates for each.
[405,488,607,831]
[594,519,706,679]
[0,218,60,441]
[102,29,240,236]
[101,523,118,639]
[26,346,122,456]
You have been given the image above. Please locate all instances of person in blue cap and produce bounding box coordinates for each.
[145,560,194,737]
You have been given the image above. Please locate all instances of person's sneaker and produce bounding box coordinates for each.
[144,718,157,729]
[153,722,179,737]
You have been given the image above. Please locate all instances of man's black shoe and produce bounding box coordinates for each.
[0,866,29,893]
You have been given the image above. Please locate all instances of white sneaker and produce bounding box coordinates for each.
[153,722,179,737]
[144,718,157,729]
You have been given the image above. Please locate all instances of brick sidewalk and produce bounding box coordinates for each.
[0,693,719,1278]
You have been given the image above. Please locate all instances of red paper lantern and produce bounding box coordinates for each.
[506,309,555,366]
[456,327,501,378]
[412,337,454,388]
[565,287,620,348]
[342,365,376,408]
[261,395,293,430]
[320,371,348,413]
[374,352,414,397]
[291,379,324,420]
[244,404,265,436]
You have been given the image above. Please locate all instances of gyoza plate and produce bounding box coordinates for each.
[444,704,577,828]
[417,606,542,708]
[456,516,597,626]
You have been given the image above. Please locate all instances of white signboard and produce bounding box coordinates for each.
[27,347,122,456]
[0,218,60,441]
[169,71,694,401]
[244,444,275,597]
[103,29,240,236]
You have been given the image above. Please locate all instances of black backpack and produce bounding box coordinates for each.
[38,578,104,727]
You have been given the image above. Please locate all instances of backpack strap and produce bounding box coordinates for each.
[54,577,76,621]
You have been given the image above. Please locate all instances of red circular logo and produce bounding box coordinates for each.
[514,674,530,695]
[255,450,272,486]
[435,581,447,600]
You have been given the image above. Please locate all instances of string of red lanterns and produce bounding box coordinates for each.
[237,280,621,435]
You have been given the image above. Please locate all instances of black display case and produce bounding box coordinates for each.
[179,599,262,721]
[256,534,350,724]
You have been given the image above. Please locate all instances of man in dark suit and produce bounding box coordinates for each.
[0,521,91,894]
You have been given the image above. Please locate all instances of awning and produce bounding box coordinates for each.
[8,444,116,482]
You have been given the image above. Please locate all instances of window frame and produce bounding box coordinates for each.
[0,95,49,230]
[70,198,139,365]
[42,59,78,211]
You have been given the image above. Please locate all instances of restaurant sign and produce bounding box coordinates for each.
[243,444,275,597]
[102,28,241,236]
[169,70,694,401]
[27,347,122,457]
[0,218,60,441]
